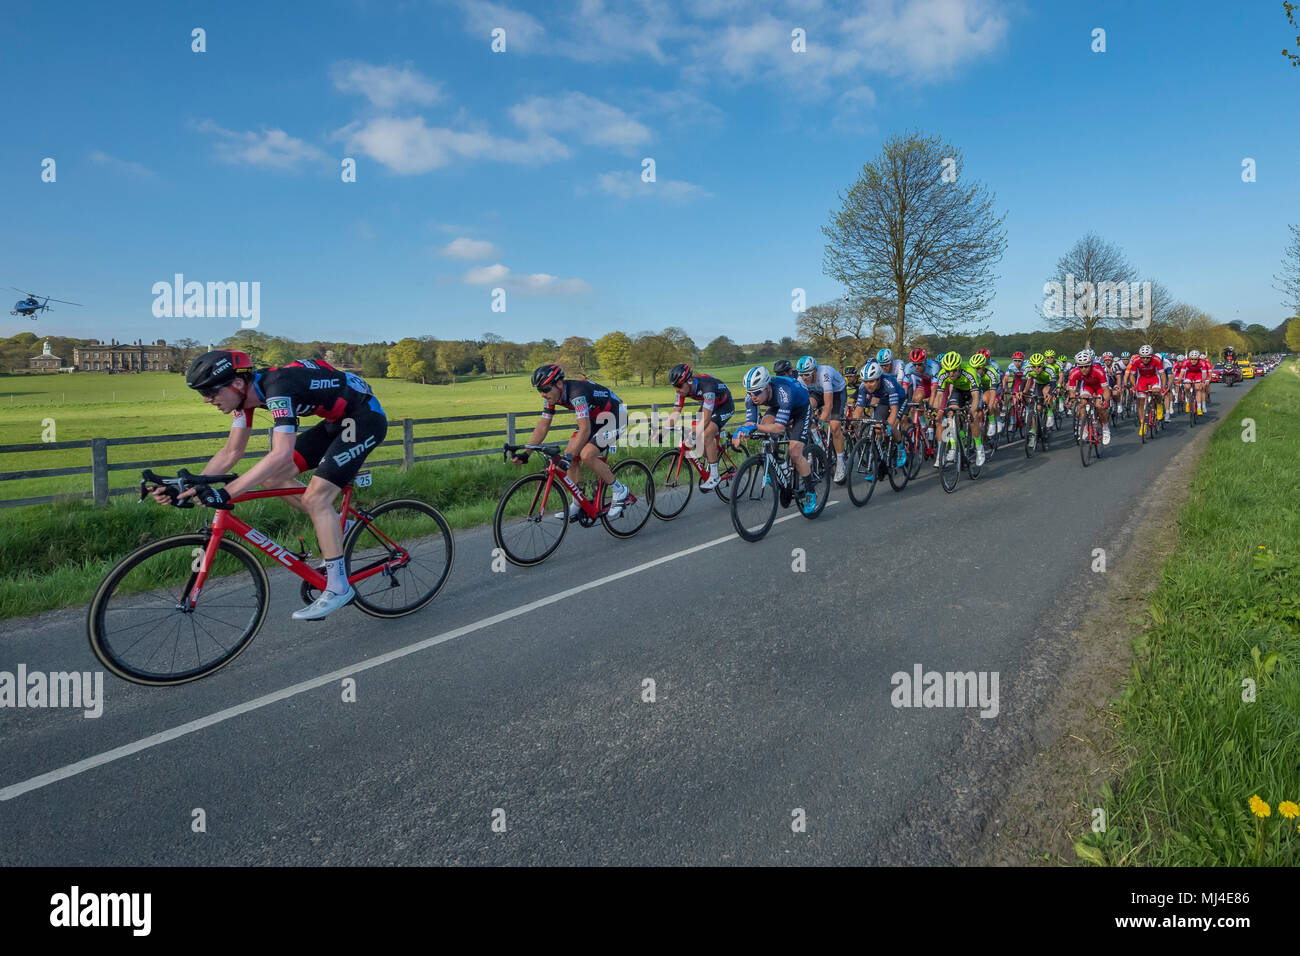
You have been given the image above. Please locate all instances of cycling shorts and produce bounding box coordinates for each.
[292,404,388,487]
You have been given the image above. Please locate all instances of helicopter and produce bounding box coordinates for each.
[10,287,83,318]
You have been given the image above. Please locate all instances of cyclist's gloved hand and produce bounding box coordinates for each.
[195,485,233,510]
[558,454,573,469]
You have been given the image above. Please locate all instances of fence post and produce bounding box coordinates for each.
[506,411,516,447]
[403,418,414,470]
[651,403,659,441]
[92,438,109,508]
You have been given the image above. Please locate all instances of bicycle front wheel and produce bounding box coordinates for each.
[650,448,693,520]
[494,473,569,567]
[730,455,778,541]
[602,459,655,538]
[346,498,454,617]
[88,533,269,686]
[845,438,878,507]
[802,444,831,518]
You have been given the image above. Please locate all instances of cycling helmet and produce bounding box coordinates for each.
[1028,352,1045,367]
[876,348,893,365]
[743,366,771,392]
[669,363,692,387]
[844,365,859,379]
[186,349,252,392]
[795,355,817,374]
[1012,351,1025,361]
[531,364,564,389]
[1121,351,1130,358]
[1101,351,1113,360]
[1044,349,1057,361]
[969,352,988,369]
[940,351,962,372]
[1074,349,1092,366]
[909,347,928,364]
[1138,344,1153,357]
[1188,349,1199,360]
[864,361,883,381]
[978,348,991,359]
[773,359,794,377]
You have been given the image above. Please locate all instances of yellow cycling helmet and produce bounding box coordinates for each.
[1028,352,1045,367]
[1043,348,1057,361]
[940,351,962,372]
[969,352,988,369]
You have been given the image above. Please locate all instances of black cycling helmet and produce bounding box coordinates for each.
[844,365,858,378]
[531,364,564,389]
[186,349,252,392]
[773,359,794,377]
[669,363,692,387]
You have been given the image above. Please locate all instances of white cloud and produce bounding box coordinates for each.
[831,84,878,132]
[509,92,651,152]
[451,0,547,50]
[331,61,444,108]
[592,170,711,201]
[463,263,591,295]
[89,150,155,177]
[338,117,567,174]
[839,0,1008,78]
[196,121,328,169]
[441,237,499,259]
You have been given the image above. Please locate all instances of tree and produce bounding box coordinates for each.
[556,336,596,377]
[436,342,473,384]
[823,130,1007,353]
[1287,316,1300,351]
[261,337,295,367]
[526,341,556,369]
[410,359,430,384]
[1275,224,1300,314]
[387,338,422,380]
[479,332,504,377]
[701,335,744,367]
[631,330,690,386]
[1043,233,1139,349]
[594,331,634,384]
[1284,2,1300,66]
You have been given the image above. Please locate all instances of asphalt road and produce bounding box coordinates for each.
[0,381,1259,864]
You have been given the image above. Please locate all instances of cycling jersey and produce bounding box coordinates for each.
[1003,361,1027,386]
[983,360,1002,388]
[902,359,939,388]
[801,364,846,396]
[1126,356,1164,379]
[1181,358,1212,380]
[1025,367,1054,386]
[745,375,809,428]
[938,365,981,393]
[234,360,381,433]
[856,373,907,409]
[674,374,734,420]
[1067,365,1108,395]
[542,379,623,425]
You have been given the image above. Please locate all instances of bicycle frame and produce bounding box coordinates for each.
[533,454,608,520]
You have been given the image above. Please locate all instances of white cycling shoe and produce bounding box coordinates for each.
[293,585,355,621]
[554,501,581,522]
[607,482,630,518]
[699,473,721,491]
[832,463,846,484]
[1102,426,1111,445]
[975,446,986,467]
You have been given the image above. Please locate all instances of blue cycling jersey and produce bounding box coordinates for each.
[856,373,907,408]
[745,375,810,427]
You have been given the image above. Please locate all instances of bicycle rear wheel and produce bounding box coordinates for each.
[845,439,878,507]
[650,448,693,520]
[905,423,924,479]
[346,498,454,617]
[602,459,655,538]
[730,456,778,541]
[887,434,909,491]
[494,472,569,567]
[88,533,268,686]
[713,446,744,503]
[802,445,831,518]
[940,432,960,493]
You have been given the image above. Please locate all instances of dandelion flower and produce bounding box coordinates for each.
[1280,801,1300,820]
[1249,794,1271,818]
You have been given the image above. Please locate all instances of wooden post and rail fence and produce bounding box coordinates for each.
[0,403,679,510]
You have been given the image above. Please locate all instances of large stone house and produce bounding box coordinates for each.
[28,340,67,372]
[73,338,174,372]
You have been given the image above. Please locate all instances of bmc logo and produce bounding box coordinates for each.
[245,528,295,567]
[310,378,340,389]
[333,435,376,467]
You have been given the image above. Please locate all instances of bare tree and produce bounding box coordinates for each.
[822,130,1007,353]
[1275,223,1300,315]
[1043,233,1138,349]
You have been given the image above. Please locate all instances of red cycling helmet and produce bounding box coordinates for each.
[978,348,991,359]
[909,347,927,364]
[1012,351,1025,361]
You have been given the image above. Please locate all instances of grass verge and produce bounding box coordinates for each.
[1076,360,1300,865]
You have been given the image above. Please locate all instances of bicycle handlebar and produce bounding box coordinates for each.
[502,442,566,462]
[140,468,239,508]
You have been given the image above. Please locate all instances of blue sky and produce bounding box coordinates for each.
[4,0,1298,348]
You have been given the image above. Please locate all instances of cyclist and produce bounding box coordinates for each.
[1002,351,1029,426]
[1124,345,1167,435]
[854,361,908,468]
[514,364,629,520]
[1098,352,1124,418]
[1024,353,1055,435]
[732,365,819,515]
[1182,348,1211,415]
[172,350,388,620]
[795,354,849,484]
[876,347,906,381]
[934,351,984,467]
[664,362,735,491]
[1066,349,1111,445]
[843,364,860,401]
[773,359,795,378]
[975,348,1003,436]
[902,347,939,440]
[1159,352,1176,418]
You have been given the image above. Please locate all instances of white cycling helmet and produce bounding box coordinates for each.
[864,361,883,381]
[876,348,892,365]
[743,365,771,392]
[1188,349,1199,360]
[795,355,817,374]
[1139,344,1153,357]
[1074,349,1092,366]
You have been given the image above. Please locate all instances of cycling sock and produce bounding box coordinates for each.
[323,556,347,594]
[709,461,719,478]
[836,452,844,467]
[803,474,816,492]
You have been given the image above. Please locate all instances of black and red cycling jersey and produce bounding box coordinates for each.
[232,360,383,433]
[674,374,734,416]
[541,379,623,425]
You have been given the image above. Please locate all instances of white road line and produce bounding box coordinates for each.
[0,501,835,802]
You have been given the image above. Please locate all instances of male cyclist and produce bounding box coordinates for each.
[902,347,939,440]
[171,350,387,620]
[663,362,735,490]
[732,366,819,514]
[795,354,848,484]
[1023,353,1055,438]
[854,361,908,468]
[975,349,1002,436]
[1181,349,1211,415]
[934,351,985,467]
[1066,349,1111,445]
[876,347,906,381]
[514,364,628,520]
[1002,351,1029,427]
[1123,345,1168,435]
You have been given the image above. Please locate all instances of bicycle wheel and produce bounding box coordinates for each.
[602,459,655,538]
[845,438,878,507]
[88,533,269,686]
[493,472,569,567]
[650,448,693,520]
[1189,396,1197,428]
[964,424,983,480]
[1139,404,1149,444]
[1080,410,1093,467]
[345,498,454,618]
[904,422,922,479]
[887,434,909,491]
[713,445,744,503]
[730,455,778,541]
[802,444,831,518]
[939,431,960,493]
